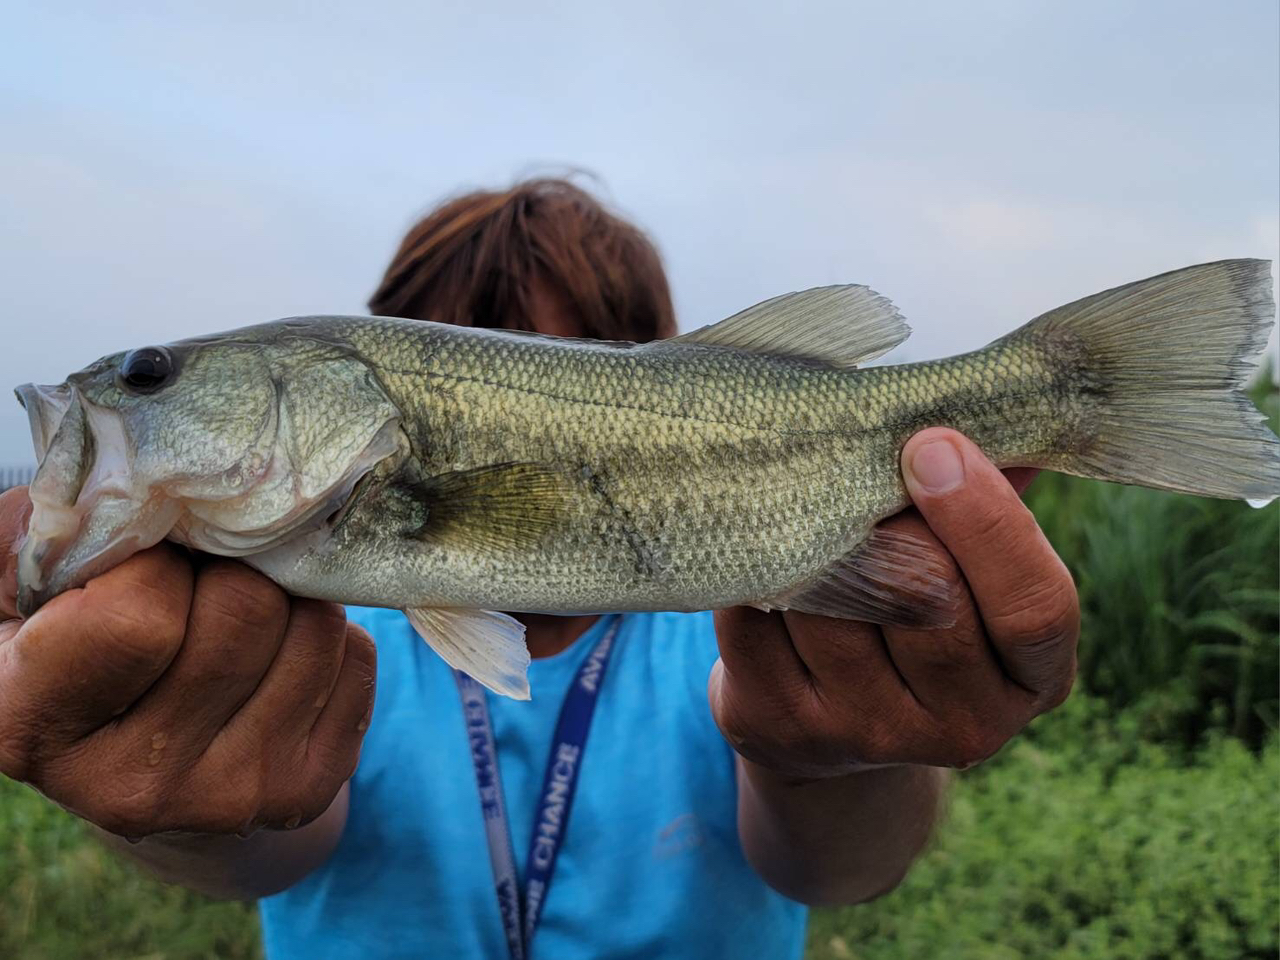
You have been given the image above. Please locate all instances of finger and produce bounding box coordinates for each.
[859,509,1017,711]
[708,608,818,770]
[0,543,194,742]
[115,560,290,766]
[779,607,914,714]
[0,487,32,621]
[902,429,1079,705]
[711,607,813,708]
[237,621,374,832]
[214,599,350,756]
[306,624,377,786]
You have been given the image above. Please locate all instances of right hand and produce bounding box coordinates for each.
[0,486,376,839]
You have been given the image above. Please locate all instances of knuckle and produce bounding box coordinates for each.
[176,760,266,834]
[987,568,1080,660]
[943,722,1006,769]
[915,627,987,671]
[347,624,378,670]
[196,563,289,636]
[1040,661,1077,710]
[854,714,916,767]
[94,601,185,667]
[946,493,1039,562]
[219,766,266,828]
[0,720,37,783]
[268,756,343,828]
[999,567,1079,635]
[305,734,361,792]
[290,599,349,644]
[97,779,169,836]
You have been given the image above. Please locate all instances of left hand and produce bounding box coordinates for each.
[709,427,1079,778]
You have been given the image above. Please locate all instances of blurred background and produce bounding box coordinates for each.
[1,2,1277,958]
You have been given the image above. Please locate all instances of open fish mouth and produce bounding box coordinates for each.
[14,382,180,617]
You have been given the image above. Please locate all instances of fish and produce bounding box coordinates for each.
[13,259,1280,699]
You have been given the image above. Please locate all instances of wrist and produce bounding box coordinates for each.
[737,750,919,789]
[739,755,949,800]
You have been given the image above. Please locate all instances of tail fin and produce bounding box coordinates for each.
[1015,259,1279,502]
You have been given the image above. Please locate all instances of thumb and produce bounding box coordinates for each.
[0,487,32,622]
[900,428,1078,706]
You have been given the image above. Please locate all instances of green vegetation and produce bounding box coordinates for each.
[0,775,260,960]
[807,697,1279,960]
[2,385,1276,958]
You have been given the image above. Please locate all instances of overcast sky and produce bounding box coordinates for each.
[2,1,1277,461]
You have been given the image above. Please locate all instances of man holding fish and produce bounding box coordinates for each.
[0,178,1273,958]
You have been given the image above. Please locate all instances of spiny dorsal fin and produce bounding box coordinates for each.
[671,285,911,368]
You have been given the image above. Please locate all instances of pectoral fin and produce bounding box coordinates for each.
[405,606,532,700]
[759,527,962,629]
[412,462,572,552]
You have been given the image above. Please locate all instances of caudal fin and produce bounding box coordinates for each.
[1015,259,1279,502]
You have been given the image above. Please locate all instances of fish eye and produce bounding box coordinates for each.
[118,347,175,393]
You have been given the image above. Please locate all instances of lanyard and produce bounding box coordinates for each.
[454,615,623,960]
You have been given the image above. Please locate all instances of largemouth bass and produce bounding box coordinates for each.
[15,260,1280,698]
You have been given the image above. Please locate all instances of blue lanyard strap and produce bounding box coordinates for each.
[455,615,623,960]
[455,670,526,959]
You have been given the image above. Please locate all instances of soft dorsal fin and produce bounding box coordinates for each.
[670,285,911,368]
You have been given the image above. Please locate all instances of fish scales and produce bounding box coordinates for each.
[281,318,1086,615]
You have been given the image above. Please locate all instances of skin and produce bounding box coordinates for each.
[0,303,1079,908]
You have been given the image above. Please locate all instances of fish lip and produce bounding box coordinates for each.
[16,578,49,618]
[15,383,72,462]
[15,391,168,616]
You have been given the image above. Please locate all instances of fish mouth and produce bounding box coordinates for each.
[15,382,73,461]
[15,385,178,617]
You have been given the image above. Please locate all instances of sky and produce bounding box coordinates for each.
[1,0,1277,462]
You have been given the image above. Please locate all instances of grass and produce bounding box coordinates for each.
[0,777,261,960]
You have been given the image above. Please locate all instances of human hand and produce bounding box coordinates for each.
[709,427,1079,778]
[0,486,376,838]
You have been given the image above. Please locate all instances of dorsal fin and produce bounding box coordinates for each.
[670,285,911,368]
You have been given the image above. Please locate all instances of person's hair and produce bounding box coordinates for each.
[368,178,677,342]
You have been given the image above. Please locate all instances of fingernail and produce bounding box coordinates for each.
[906,439,965,494]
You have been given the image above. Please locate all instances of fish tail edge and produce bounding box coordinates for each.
[1011,258,1279,503]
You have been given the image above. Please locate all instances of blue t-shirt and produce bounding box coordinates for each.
[259,608,808,959]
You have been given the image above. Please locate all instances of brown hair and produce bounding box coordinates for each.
[368,178,677,343]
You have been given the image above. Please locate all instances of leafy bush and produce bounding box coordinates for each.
[808,694,1280,960]
[1023,384,1279,748]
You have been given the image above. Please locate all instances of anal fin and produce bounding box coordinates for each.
[405,607,532,700]
[762,527,962,629]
